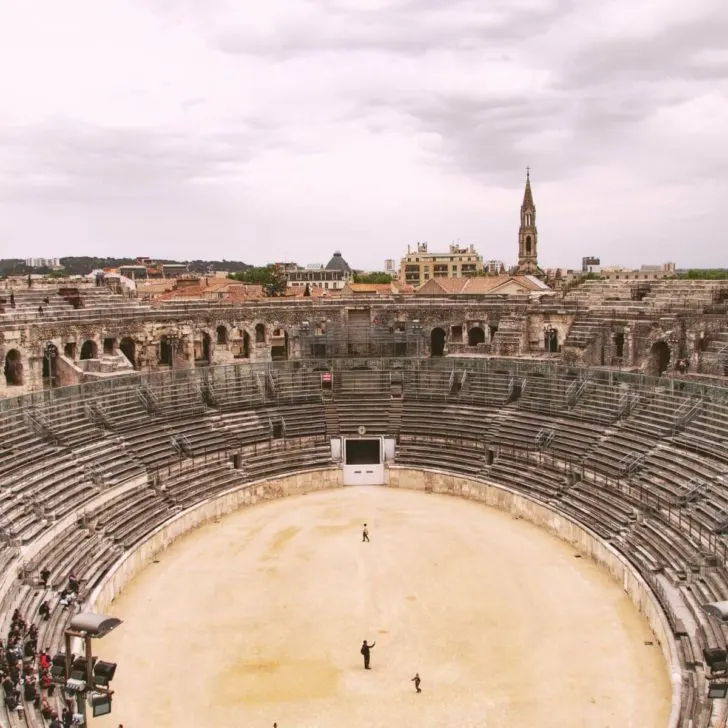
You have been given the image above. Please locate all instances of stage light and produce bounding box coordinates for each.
[51,652,69,682]
[65,677,86,693]
[708,682,728,699]
[90,692,112,717]
[71,657,95,682]
[704,647,727,668]
[93,661,118,686]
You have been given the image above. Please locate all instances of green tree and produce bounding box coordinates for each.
[228,265,288,296]
[678,269,728,280]
[352,272,393,284]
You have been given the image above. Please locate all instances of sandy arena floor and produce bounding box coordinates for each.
[100,486,670,728]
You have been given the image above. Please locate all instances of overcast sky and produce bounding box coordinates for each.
[0,0,726,271]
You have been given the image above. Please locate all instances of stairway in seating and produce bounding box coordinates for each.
[482,405,517,444]
[323,402,340,438]
[386,398,403,437]
[563,317,603,349]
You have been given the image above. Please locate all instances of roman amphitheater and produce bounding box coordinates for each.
[2,277,728,727]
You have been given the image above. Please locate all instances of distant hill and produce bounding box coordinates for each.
[0,257,252,277]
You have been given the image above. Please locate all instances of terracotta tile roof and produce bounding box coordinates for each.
[416,275,550,295]
[342,282,414,295]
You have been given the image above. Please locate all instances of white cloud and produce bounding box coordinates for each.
[0,0,726,269]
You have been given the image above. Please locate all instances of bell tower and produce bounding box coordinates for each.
[517,168,542,276]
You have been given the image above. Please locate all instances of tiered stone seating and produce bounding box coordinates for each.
[333,369,392,434]
[395,435,486,476]
[548,418,605,460]
[581,426,659,478]
[556,480,636,540]
[69,437,146,486]
[562,316,603,349]
[214,409,272,445]
[202,366,265,410]
[91,486,170,549]
[569,380,632,424]
[630,445,726,515]
[270,368,322,402]
[1,358,727,728]
[161,461,245,508]
[402,369,449,399]
[150,376,207,418]
[29,395,105,448]
[243,438,332,480]
[675,399,728,464]
[271,403,327,438]
[623,389,697,438]
[399,401,497,442]
[0,410,49,479]
[518,373,571,414]
[486,449,565,502]
[456,368,513,406]
[490,315,526,356]
[494,409,551,450]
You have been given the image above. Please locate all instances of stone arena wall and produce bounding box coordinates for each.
[87,465,680,728]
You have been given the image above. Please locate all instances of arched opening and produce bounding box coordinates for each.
[197,332,211,363]
[271,331,289,361]
[42,343,59,387]
[255,323,266,344]
[648,341,671,376]
[430,328,446,357]
[159,336,173,366]
[614,332,625,359]
[80,340,98,360]
[120,337,136,369]
[488,324,498,341]
[525,236,532,255]
[103,337,115,355]
[544,327,559,353]
[468,326,485,346]
[64,342,76,359]
[216,325,228,345]
[696,333,709,353]
[243,331,250,358]
[4,349,23,386]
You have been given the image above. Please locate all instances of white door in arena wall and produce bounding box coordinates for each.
[342,436,384,485]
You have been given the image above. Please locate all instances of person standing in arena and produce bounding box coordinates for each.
[361,640,375,669]
[411,672,422,693]
[362,523,370,542]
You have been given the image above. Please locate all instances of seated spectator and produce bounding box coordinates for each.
[40,567,51,587]
[39,601,51,621]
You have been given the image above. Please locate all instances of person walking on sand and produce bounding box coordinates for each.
[361,640,375,669]
[362,523,370,542]
[411,672,422,693]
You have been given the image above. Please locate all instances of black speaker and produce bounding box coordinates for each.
[93,661,117,686]
[704,647,727,667]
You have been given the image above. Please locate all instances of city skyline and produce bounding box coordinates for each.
[0,0,726,269]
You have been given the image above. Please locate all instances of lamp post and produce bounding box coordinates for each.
[44,342,57,390]
[63,612,123,723]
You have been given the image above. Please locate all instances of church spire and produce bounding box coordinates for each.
[522,166,534,208]
[516,167,543,278]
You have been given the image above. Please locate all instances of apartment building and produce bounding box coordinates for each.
[399,242,484,287]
